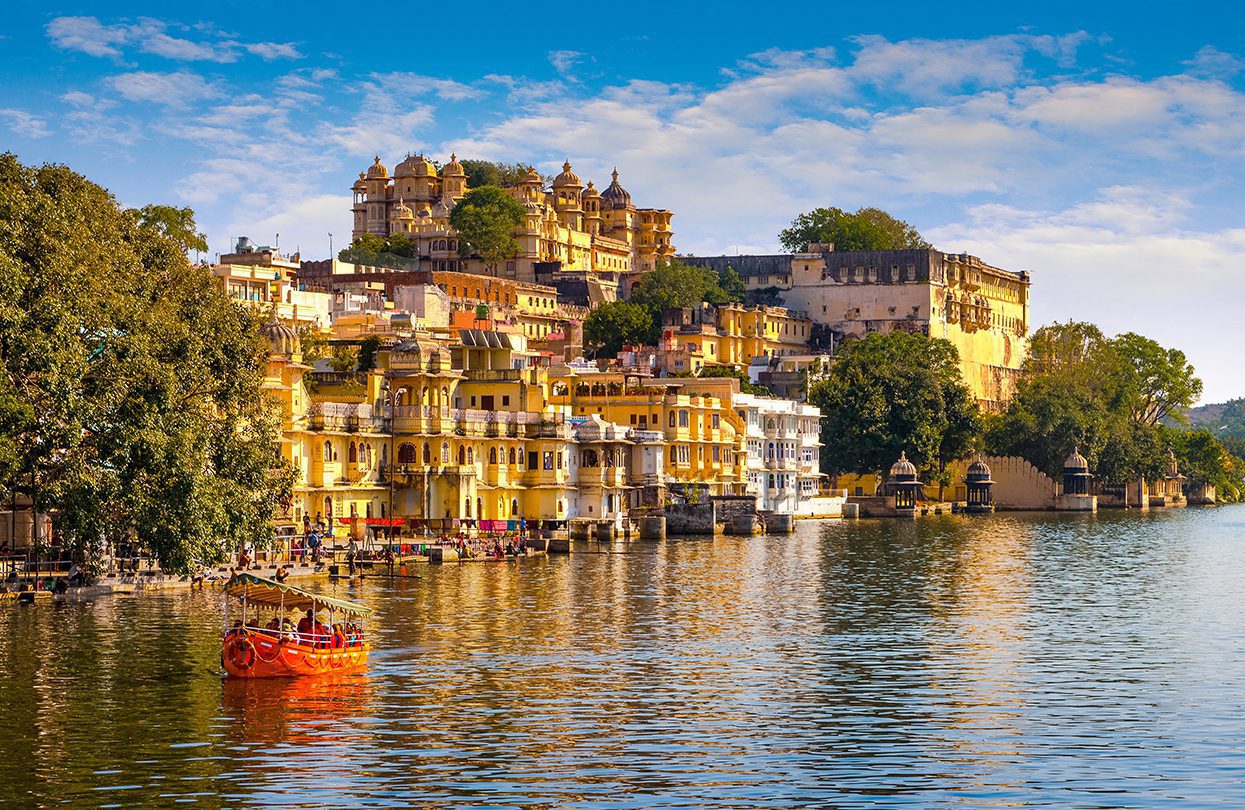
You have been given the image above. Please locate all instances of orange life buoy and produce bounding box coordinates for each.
[227,637,256,670]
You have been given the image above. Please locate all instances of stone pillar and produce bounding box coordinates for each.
[428,546,459,563]
[767,514,795,534]
[637,516,666,540]
[842,503,860,519]
[727,514,760,535]
[548,535,572,554]
[594,521,615,543]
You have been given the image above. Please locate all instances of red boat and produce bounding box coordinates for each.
[221,573,372,678]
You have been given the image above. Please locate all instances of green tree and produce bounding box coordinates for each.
[449,185,526,274]
[1112,331,1202,426]
[807,331,979,483]
[296,324,329,364]
[1167,427,1243,502]
[358,336,382,372]
[459,159,539,189]
[583,301,656,359]
[338,232,418,270]
[779,206,931,253]
[987,321,1201,485]
[136,204,209,254]
[631,259,740,315]
[675,365,774,396]
[0,153,291,575]
[328,344,359,372]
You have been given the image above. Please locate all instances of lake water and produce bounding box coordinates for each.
[3,507,1245,808]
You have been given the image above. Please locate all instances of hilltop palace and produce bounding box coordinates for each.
[351,154,674,293]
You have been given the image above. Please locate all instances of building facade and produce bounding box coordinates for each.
[683,249,1031,409]
[733,393,823,514]
[351,154,674,286]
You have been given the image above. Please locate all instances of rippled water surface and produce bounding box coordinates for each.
[4,507,1245,807]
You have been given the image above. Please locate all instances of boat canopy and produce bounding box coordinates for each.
[224,573,372,616]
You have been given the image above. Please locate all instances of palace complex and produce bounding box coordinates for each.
[683,248,1031,410]
[351,154,674,291]
[258,315,832,538]
[210,152,1049,538]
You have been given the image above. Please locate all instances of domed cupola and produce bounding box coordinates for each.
[552,159,581,188]
[366,155,388,179]
[600,168,632,209]
[442,152,465,177]
[1063,447,1089,472]
[890,451,918,480]
[261,311,300,360]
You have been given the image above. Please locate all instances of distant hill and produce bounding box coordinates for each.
[1186,399,1245,440]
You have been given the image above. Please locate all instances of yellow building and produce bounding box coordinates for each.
[658,303,813,375]
[547,369,748,498]
[351,154,674,285]
[260,316,392,538]
[683,249,1030,410]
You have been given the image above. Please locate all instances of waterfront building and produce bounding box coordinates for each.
[733,392,823,515]
[547,369,749,502]
[681,248,1031,410]
[351,155,674,286]
[260,316,392,536]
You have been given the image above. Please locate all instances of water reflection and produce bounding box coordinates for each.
[2,507,1245,807]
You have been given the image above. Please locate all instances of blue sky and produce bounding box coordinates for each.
[2,2,1243,401]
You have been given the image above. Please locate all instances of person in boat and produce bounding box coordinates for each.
[331,625,345,648]
[274,565,289,583]
[280,617,297,641]
[297,609,314,643]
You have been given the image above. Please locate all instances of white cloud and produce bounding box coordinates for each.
[45,16,301,64]
[368,72,485,103]
[108,70,223,106]
[0,109,51,139]
[548,50,585,80]
[46,16,130,59]
[928,190,1245,402]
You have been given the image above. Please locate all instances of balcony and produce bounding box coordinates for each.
[309,460,342,488]
[307,403,389,434]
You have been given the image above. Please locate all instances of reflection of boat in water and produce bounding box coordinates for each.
[221,574,371,678]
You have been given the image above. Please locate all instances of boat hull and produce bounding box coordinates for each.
[222,633,370,678]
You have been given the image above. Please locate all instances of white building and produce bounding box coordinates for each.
[733,393,823,515]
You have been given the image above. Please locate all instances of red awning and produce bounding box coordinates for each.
[337,517,406,527]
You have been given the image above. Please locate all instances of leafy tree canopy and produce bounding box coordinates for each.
[338,232,419,270]
[807,330,978,478]
[779,206,931,253]
[136,204,209,254]
[583,301,655,359]
[631,259,742,317]
[449,185,526,271]
[986,321,1203,484]
[674,365,774,396]
[459,160,544,189]
[0,153,291,575]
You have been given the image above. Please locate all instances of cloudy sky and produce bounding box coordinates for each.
[2,1,1242,401]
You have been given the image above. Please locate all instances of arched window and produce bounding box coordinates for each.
[398,443,417,463]
[669,412,676,427]
[511,498,519,515]
[323,439,332,460]
[458,446,466,465]
[477,497,482,519]
[490,447,498,464]
[348,442,358,463]
[422,442,431,464]
[464,497,472,517]
[441,442,450,464]
[467,447,474,464]
[509,448,516,465]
